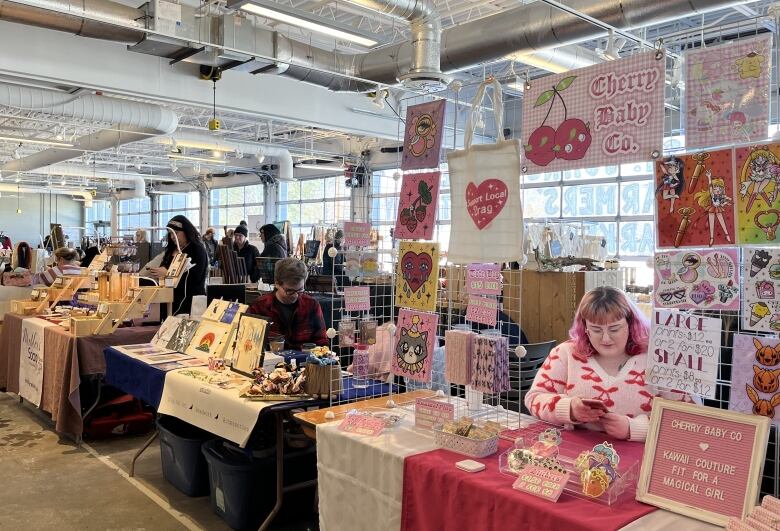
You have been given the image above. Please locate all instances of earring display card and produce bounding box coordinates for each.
[742,247,780,332]
[653,249,739,310]
[395,240,440,312]
[470,334,510,394]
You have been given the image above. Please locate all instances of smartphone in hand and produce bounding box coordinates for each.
[581,398,609,412]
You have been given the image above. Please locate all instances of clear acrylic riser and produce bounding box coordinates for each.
[497,419,638,506]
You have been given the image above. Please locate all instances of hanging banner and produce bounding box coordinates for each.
[685,34,772,150]
[648,309,721,398]
[522,51,664,174]
[741,247,780,332]
[402,99,446,171]
[735,143,780,244]
[19,318,56,407]
[729,334,780,426]
[653,249,739,310]
[655,148,736,248]
[395,241,440,312]
[394,171,441,240]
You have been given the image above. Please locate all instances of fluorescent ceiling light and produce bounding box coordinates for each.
[295,163,345,173]
[168,153,225,164]
[147,190,192,195]
[0,134,74,147]
[241,3,378,48]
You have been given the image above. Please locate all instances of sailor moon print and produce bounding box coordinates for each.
[402,99,446,171]
[735,143,780,244]
[392,309,438,383]
[395,240,440,312]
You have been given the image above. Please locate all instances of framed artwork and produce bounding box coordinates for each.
[730,334,780,426]
[230,314,269,376]
[685,34,772,150]
[394,171,441,240]
[392,309,438,383]
[655,148,736,248]
[402,99,446,171]
[395,241,439,312]
[184,320,232,360]
[735,143,780,244]
[637,399,769,526]
[742,247,780,332]
[165,318,199,353]
[653,249,739,310]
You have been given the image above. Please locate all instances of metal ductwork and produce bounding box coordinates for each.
[0,82,179,182]
[0,183,93,206]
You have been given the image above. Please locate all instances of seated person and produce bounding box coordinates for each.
[32,247,82,286]
[525,286,694,441]
[248,258,327,350]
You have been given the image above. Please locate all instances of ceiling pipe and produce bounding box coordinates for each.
[0,182,93,206]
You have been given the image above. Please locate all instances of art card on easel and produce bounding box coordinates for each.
[165,318,199,353]
[685,34,771,150]
[729,334,780,427]
[392,308,438,383]
[394,171,441,240]
[230,314,268,376]
[395,241,439,312]
[742,247,780,332]
[655,148,736,248]
[402,99,446,171]
[653,249,739,310]
[735,143,780,244]
[184,320,232,360]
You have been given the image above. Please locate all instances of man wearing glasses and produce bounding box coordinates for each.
[248,258,328,350]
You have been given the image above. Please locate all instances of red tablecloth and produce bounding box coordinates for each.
[401,427,656,531]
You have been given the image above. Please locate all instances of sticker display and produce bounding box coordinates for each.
[395,241,439,312]
[392,309,438,383]
[729,334,780,426]
[735,143,780,244]
[402,99,446,171]
[653,249,739,310]
[741,247,780,332]
[394,171,441,240]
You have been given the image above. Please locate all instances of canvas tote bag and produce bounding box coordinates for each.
[447,78,524,264]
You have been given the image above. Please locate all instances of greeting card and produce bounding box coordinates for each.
[395,241,439,312]
[655,148,736,248]
[392,308,438,383]
[402,99,446,171]
[165,318,199,353]
[735,143,780,244]
[742,247,780,332]
[730,334,780,426]
[230,314,268,375]
[184,320,232,360]
[203,299,248,325]
[394,171,441,240]
[152,315,184,348]
[653,249,739,310]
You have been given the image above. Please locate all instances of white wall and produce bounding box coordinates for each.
[0,193,84,248]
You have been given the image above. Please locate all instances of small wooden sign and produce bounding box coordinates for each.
[512,464,570,502]
[636,398,770,526]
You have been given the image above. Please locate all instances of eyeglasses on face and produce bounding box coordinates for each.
[585,322,627,339]
[281,286,305,295]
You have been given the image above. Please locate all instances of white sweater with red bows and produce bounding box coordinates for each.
[524,341,694,442]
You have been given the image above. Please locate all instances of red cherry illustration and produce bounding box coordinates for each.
[415,206,426,222]
[554,118,591,161]
[524,125,557,167]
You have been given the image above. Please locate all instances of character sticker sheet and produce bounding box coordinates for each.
[655,148,736,248]
[742,247,780,332]
[402,99,446,171]
[391,308,438,383]
[735,143,780,244]
[729,334,780,426]
[395,241,440,312]
[685,34,772,150]
[394,171,441,240]
[653,249,740,310]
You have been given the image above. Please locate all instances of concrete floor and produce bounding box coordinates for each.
[0,394,318,531]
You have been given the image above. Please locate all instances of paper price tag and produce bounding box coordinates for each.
[465,296,498,326]
[343,222,372,248]
[339,414,385,437]
[414,398,454,430]
[344,286,371,312]
[512,464,570,502]
[467,263,502,296]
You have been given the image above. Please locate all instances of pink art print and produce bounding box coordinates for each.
[741,248,780,332]
[734,143,780,244]
[655,148,736,248]
[685,35,772,150]
[730,334,780,426]
[402,99,446,171]
[653,249,739,310]
[394,171,441,240]
[646,406,757,519]
[466,263,502,296]
[522,51,664,173]
[466,296,498,326]
[343,222,371,248]
[392,308,438,383]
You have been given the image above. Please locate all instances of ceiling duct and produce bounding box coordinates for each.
[0,183,93,206]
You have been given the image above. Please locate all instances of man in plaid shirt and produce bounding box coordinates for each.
[248,258,328,350]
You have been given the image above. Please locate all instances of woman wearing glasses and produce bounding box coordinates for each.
[248,258,327,350]
[525,286,694,441]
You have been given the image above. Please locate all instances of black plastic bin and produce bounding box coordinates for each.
[157,416,213,497]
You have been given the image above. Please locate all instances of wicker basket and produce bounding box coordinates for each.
[304,363,342,399]
[433,424,499,458]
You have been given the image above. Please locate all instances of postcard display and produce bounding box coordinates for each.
[646,35,778,524]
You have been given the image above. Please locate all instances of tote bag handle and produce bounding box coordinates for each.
[464,77,505,150]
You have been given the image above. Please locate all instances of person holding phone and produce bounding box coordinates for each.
[525,287,694,441]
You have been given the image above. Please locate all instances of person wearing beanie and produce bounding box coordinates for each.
[233,224,261,282]
[259,223,288,259]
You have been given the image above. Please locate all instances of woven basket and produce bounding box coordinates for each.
[433,424,499,458]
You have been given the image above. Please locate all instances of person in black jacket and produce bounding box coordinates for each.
[147,215,208,315]
[233,224,261,282]
[259,223,288,258]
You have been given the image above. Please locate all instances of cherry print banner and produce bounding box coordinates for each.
[729,334,780,427]
[402,100,446,171]
[394,171,441,240]
[685,34,772,150]
[655,148,736,248]
[522,51,664,174]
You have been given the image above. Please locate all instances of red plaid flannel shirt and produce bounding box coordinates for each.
[248,292,328,350]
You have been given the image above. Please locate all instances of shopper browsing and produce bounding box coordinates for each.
[525,286,695,441]
[258,223,287,258]
[233,224,261,282]
[248,258,327,350]
[32,247,82,286]
[202,227,218,266]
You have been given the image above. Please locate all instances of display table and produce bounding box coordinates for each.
[0,285,33,322]
[0,313,157,439]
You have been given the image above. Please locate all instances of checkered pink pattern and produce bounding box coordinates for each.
[521,51,664,174]
[685,34,771,150]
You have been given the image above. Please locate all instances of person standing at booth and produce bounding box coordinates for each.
[233,224,261,283]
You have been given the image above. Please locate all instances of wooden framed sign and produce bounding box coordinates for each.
[637,398,770,526]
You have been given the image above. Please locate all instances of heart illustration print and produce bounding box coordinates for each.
[395,241,440,312]
[466,179,509,230]
[401,251,432,293]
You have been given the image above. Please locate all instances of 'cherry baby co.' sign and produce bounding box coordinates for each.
[522,51,664,174]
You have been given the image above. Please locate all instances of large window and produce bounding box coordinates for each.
[117,197,151,237]
[277,177,350,243]
[156,191,200,230]
[209,184,264,231]
[85,200,111,237]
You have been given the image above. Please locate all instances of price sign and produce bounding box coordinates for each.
[414,398,454,430]
[466,296,498,326]
[512,464,570,502]
[648,309,721,398]
[344,286,371,312]
[466,263,502,296]
[339,413,385,437]
[343,222,372,248]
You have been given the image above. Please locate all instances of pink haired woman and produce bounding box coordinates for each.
[525,287,694,441]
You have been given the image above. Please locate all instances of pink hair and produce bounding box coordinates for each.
[569,286,649,358]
